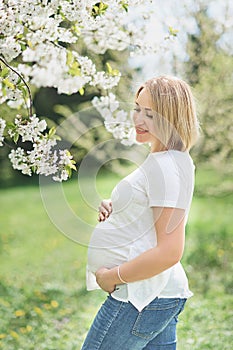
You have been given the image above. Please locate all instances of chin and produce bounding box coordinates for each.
[135,135,149,144]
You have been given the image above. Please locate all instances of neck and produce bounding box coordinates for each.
[150,140,168,153]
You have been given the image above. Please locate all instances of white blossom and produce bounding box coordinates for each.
[53,170,69,182]
[0,37,22,61]
[0,118,6,146]
[91,71,121,90]
[92,94,135,144]
[7,98,30,109]
[0,0,160,180]
[9,115,47,142]
[8,148,32,175]
[115,110,128,122]
[7,114,76,181]
[92,93,119,113]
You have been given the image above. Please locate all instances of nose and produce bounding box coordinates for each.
[133,110,145,126]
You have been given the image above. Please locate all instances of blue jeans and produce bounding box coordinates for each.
[81,295,186,350]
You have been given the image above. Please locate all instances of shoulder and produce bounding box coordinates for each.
[142,150,195,176]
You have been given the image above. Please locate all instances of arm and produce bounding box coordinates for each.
[96,207,186,292]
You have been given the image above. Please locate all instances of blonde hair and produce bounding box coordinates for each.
[136,75,200,151]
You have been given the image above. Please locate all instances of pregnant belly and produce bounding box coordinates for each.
[87,222,130,273]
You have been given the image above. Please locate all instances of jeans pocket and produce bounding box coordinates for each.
[131,298,180,340]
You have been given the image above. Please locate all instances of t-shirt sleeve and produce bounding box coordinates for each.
[143,153,194,210]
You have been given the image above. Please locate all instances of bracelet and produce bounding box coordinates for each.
[117,265,128,284]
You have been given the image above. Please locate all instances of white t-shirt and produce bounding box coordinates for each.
[86,150,194,311]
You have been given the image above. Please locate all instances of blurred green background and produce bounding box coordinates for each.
[0,3,232,350]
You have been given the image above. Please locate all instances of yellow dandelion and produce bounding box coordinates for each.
[51,300,59,308]
[34,290,47,301]
[0,334,6,339]
[19,327,27,334]
[10,330,19,339]
[34,306,43,316]
[26,325,32,332]
[43,303,51,310]
[15,310,25,317]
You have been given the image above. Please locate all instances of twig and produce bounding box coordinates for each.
[0,56,33,117]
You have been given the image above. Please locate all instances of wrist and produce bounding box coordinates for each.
[109,265,128,285]
[117,265,128,284]
[107,266,119,285]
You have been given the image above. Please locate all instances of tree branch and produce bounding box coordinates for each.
[0,56,33,117]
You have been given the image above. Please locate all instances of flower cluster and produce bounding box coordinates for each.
[0,0,168,180]
[0,68,22,105]
[0,0,137,98]
[92,93,135,146]
[8,115,76,181]
[0,0,158,98]
[0,117,6,146]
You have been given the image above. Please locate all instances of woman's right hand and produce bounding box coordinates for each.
[98,199,112,222]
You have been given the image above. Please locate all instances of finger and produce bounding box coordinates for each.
[99,206,110,217]
[103,205,112,215]
[105,202,112,213]
[98,213,105,222]
[99,205,108,214]
[99,209,108,217]
[102,200,112,212]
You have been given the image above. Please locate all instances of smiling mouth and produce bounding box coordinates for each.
[136,128,149,134]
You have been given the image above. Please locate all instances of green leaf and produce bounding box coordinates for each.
[71,25,81,36]
[79,87,85,96]
[67,50,81,76]
[1,85,7,96]
[120,1,129,12]
[92,2,108,17]
[17,85,28,99]
[65,166,72,178]
[106,62,119,76]
[0,67,9,79]
[48,126,56,137]
[68,59,81,76]
[2,78,15,90]
[20,43,27,51]
[168,26,179,37]
[13,133,19,143]
[27,40,33,48]
[106,62,113,74]
[70,163,77,171]
[99,2,108,11]
[66,51,73,66]
[54,135,61,141]
[7,122,16,128]
[65,150,72,157]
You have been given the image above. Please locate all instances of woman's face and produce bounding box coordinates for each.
[133,87,159,150]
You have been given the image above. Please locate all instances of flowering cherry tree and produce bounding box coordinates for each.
[0,0,175,181]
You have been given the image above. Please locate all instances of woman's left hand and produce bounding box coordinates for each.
[95,267,116,293]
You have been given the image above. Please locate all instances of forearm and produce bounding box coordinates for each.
[105,244,183,287]
[120,246,181,282]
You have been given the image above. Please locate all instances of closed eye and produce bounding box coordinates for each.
[134,105,153,118]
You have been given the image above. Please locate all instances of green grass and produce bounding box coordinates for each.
[0,171,232,350]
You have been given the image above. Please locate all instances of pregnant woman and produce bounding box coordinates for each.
[81,75,200,350]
